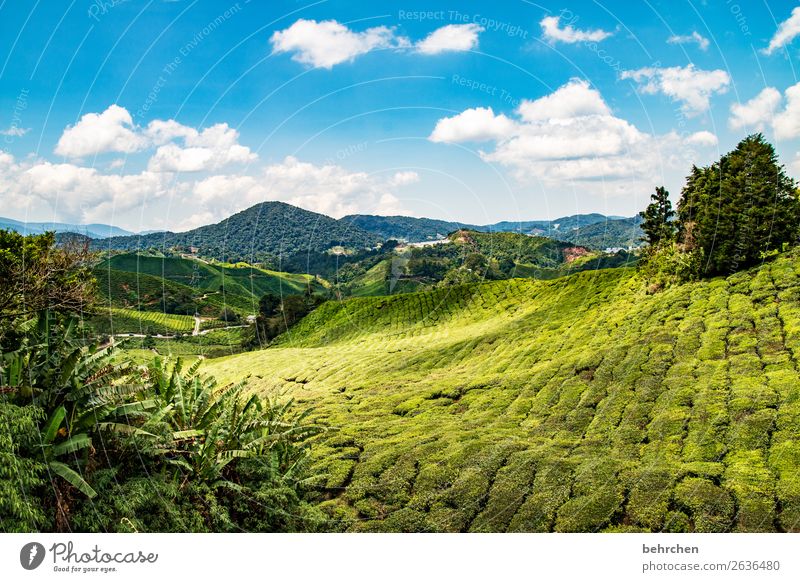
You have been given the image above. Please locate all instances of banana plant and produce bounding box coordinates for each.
[0,311,149,500]
[38,405,96,498]
[143,357,323,487]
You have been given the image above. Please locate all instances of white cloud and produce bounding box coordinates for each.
[539,15,612,44]
[728,82,800,140]
[144,119,197,145]
[0,148,413,229]
[792,152,800,175]
[269,19,489,68]
[620,64,730,116]
[428,78,702,190]
[52,105,255,173]
[415,24,483,55]
[147,123,256,173]
[429,107,516,143]
[55,105,148,158]
[270,19,403,69]
[729,87,782,130]
[0,152,179,224]
[667,31,710,51]
[517,79,610,121]
[685,131,718,147]
[190,157,408,221]
[775,82,800,140]
[389,171,420,187]
[764,6,800,55]
[0,126,29,137]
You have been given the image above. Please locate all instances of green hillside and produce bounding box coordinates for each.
[448,229,580,267]
[96,253,326,315]
[339,231,632,297]
[90,307,195,335]
[95,201,382,263]
[206,251,800,532]
[557,216,644,250]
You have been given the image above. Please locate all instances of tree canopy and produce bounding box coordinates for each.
[677,134,800,275]
[642,134,800,281]
[639,186,676,246]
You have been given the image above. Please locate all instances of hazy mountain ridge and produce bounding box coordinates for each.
[27,203,643,259]
[0,217,137,239]
[343,212,642,248]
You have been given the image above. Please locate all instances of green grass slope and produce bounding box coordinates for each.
[90,307,195,335]
[97,253,325,310]
[205,252,800,533]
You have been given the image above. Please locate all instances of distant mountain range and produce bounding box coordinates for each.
[12,202,643,261]
[0,217,141,239]
[344,212,643,249]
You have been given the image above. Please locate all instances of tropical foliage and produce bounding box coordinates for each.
[0,232,324,532]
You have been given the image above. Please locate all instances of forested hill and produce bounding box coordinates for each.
[554,216,644,250]
[342,215,482,241]
[344,212,642,247]
[92,201,382,262]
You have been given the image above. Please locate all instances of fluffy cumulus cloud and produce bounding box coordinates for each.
[620,64,730,116]
[52,105,255,173]
[147,123,256,172]
[685,131,718,147]
[667,31,710,51]
[774,83,800,140]
[764,7,800,55]
[516,80,610,120]
[429,107,516,143]
[428,78,703,189]
[389,171,420,187]
[185,157,408,227]
[729,82,800,140]
[415,24,483,55]
[729,87,782,131]
[0,150,413,229]
[793,152,800,175]
[55,105,148,158]
[270,19,402,69]
[1,104,416,228]
[0,152,179,224]
[270,19,483,68]
[539,15,613,44]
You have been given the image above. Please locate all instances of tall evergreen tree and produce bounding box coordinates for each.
[639,186,676,246]
[677,134,800,274]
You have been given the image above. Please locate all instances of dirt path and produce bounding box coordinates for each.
[110,323,248,341]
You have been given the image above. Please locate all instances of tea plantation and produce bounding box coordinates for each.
[206,251,800,532]
[97,253,325,314]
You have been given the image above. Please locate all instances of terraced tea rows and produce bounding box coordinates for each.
[97,253,325,313]
[206,251,800,532]
[94,308,196,335]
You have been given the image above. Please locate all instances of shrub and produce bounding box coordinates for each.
[674,478,735,532]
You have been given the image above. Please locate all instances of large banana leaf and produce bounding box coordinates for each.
[49,460,97,499]
[52,434,92,456]
[42,406,66,444]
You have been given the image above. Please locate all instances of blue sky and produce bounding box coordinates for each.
[0,0,798,231]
